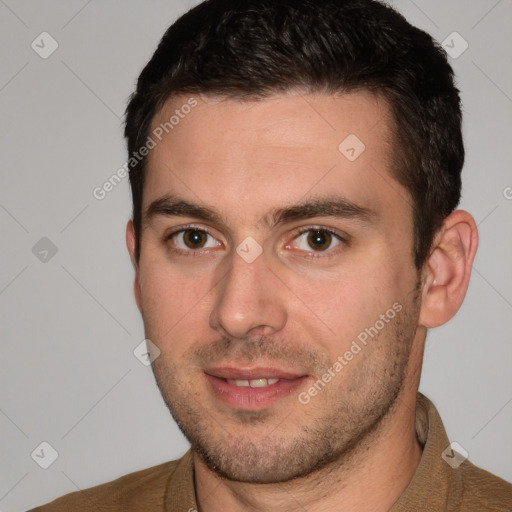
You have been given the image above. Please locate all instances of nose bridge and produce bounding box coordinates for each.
[209,251,287,338]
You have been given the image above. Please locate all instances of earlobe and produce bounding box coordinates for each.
[419,210,479,328]
[126,220,143,313]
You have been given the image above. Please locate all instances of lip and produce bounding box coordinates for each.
[204,366,305,380]
[204,366,309,411]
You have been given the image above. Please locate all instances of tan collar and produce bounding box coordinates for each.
[390,393,463,511]
[164,447,196,510]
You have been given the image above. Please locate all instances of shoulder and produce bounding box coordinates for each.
[460,459,512,511]
[28,458,182,511]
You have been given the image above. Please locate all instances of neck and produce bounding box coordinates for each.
[194,391,423,512]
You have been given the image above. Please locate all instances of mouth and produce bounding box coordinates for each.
[203,366,309,410]
[226,377,280,388]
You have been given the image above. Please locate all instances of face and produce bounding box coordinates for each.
[128,91,424,483]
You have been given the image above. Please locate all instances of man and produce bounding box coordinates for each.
[31,0,512,510]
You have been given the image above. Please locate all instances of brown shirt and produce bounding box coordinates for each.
[30,394,512,511]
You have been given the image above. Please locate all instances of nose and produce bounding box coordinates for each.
[209,250,287,339]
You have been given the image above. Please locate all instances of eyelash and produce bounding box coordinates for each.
[164,224,219,257]
[164,224,347,258]
[289,226,347,258]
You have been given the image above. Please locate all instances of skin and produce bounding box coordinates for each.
[126,91,478,512]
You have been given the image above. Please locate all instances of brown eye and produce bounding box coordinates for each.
[183,229,208,249]
[289,229,342,253]
[171,229,220,252]
[306,230,332,251]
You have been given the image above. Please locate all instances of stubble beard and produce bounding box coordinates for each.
[150,287,422,484]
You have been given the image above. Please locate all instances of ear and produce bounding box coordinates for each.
[126,219,142,313]
[419,210,479,328]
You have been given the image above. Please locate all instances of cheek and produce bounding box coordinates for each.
[282,271,378,359]
[138,262,214,344]
[294,258,406,351]
[324,282,382,345]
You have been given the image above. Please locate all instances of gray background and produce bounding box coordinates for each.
[0,1,511,510]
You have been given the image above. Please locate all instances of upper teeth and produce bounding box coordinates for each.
[227,378,279,388]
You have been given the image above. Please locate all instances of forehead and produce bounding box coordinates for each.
[143,90,410,227]
[149,90,390,161]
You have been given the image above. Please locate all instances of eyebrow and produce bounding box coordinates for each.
[143,194,378,230]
